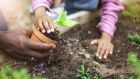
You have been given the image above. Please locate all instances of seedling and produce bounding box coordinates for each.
[0,65,46,79]
[76,65,92,79]
[76,65,102,79]
[55,9,78,27]
[43,29,59,41]
[43,9,78,40]
[128,33,140,46]
[128,52,140,79]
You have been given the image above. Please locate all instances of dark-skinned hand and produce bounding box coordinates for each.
[0,29,55,59]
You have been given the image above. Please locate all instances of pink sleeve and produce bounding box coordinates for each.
[98,0,124,36]
[32,0,53,11]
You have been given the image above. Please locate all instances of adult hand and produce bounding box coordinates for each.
[34,7,55,33]
[0,29,55,59]
[91,32,114,59]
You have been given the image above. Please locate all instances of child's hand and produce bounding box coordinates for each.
[34,7,54,33]
[91,32,114,59]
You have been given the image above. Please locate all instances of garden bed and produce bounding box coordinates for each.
[12,14,140,79]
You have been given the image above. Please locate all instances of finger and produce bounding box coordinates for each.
[110,45,114,55]
[47,17,55,32]
[15,49,45,58]
[6,51,29,60]
[38,18,45,33]
[27,50,52,58]
[26,40,55,51]
[96,42,103,57]
[43,19,51,33]
[13,52,30,60]
[90,39,99,45]
[103,47,110,59]
[38,50,53,57]
[98,45,106,59]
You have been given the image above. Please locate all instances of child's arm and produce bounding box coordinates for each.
[94,0,124,59]
[98,0,124,36]
[32,0,54,33]
[32,0,53,11]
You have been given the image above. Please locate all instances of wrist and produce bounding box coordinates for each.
[101,32,112,41]
[34,7,47,17]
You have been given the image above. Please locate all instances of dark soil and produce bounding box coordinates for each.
[13,15,140,79]
[42,29,59,41]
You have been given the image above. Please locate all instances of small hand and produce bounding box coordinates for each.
[1,29,55,59]
[34,7,55,33]
[91,32,114,59]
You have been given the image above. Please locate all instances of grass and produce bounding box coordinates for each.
[128,52,140,79]
[128,33,140,46]
[121,3,140,23]
[75,65,101,79]
[76,65,91,79]
[0,65,46,79]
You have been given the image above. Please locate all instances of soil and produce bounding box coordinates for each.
[12,15,140,79]
[43,29,59,41]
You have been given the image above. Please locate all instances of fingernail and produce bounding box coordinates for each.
[104,56,107,59]
[47,30,51,33]
[51,29,54,32]
[96,53,98,56]
[42,29,45,33]
[51,44,56,48]
[99,56,102,59]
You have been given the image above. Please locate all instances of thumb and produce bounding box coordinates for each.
[90,39,99,45]
[26,40,56,51]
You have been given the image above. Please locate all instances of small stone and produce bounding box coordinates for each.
[117,50,120,53]
[42,70,45,73]
[70,52,73,55]
[85,53,90,58]
[30,57,34,60]
[67,43,72,46]
[88,31,91,34]
[137,47,140,50]
[78,52,84,55]
[122,43,125,46]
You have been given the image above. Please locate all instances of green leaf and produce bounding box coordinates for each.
[55,10,67,25]
[128,52,140,79]
[63,20,78,27]
[0,65,45,79]
[55,9,78,27]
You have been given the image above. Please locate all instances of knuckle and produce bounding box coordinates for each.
[101,47,106,51]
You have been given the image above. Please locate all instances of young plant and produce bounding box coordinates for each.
[55,9,78,27]
[76,65,92,79]
[44,9,78,40]
[128,52,140,79]
[128,33,140,46]
[0,65,46,79]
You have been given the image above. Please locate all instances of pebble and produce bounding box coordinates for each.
[85,53,91,58]
[117,50,120,53]
[88,31,91,34]
[67,43,72,46]
[136,47,140,50]
[122,43,125,46]
[70,52,73,55]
